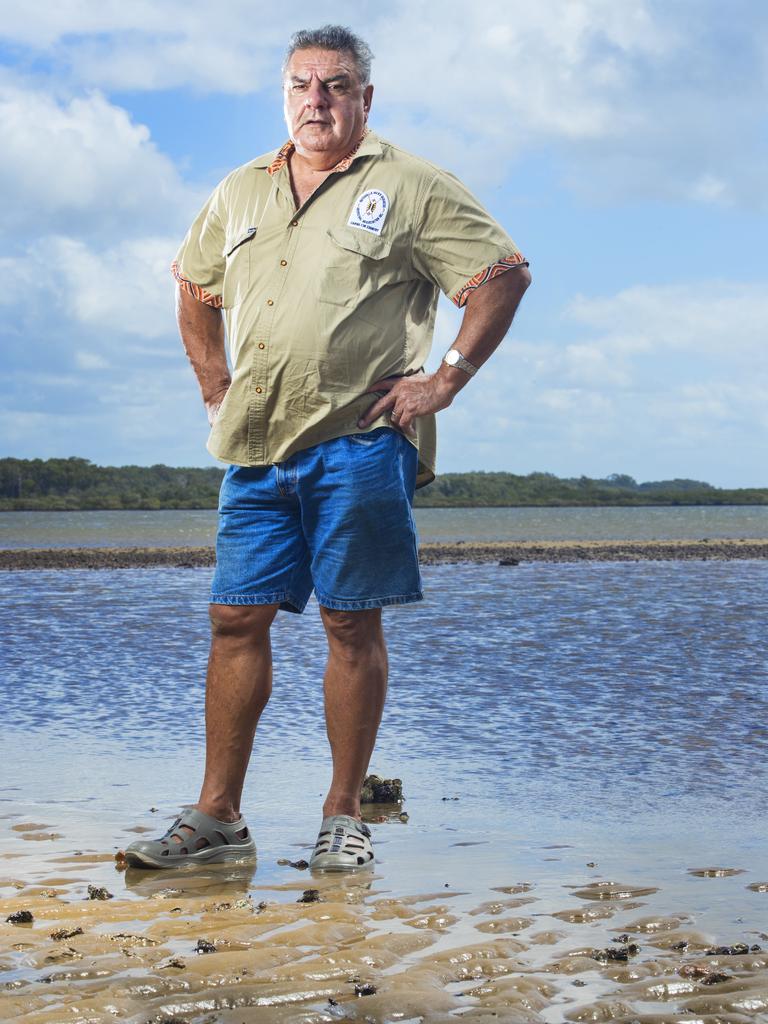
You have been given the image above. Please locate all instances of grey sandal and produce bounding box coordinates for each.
[309,814,374,872]
[123,807,256,869]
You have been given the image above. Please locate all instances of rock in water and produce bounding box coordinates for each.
[361,774,403,803]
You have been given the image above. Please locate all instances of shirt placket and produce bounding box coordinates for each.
[247,174,303,464]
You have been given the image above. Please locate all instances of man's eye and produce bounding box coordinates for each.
[292,83,308,93]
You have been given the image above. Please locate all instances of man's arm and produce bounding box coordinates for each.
[176,285,231,426]
[357,264,531,435]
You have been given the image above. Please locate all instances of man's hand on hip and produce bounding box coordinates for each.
[358,373,456,436]
[357,268,532,438]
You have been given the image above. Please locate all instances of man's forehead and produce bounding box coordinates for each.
[285,47,358,80]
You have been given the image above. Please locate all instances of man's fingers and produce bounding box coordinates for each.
[357,392,396,427]
[389,402,418,438]
[363,377,399,395]
[397,415,418,438]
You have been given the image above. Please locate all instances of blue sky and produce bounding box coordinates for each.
[0,0,766,486]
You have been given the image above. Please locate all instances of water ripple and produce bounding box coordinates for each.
[1,562,766,819]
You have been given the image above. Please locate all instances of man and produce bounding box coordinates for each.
[125,25,530,871]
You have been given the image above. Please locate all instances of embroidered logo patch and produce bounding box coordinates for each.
[348,189,389,235]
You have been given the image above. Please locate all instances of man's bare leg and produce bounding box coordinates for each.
[319,608,388,820]
[195,603,279,822]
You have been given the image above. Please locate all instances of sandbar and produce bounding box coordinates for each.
[2,538,768,570]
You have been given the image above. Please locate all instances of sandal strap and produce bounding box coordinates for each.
[157,808,249,855]
[312,815,374,862]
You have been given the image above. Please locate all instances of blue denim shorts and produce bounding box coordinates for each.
[211,427,422,613]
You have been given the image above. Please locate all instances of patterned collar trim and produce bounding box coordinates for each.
[266,127,369,177]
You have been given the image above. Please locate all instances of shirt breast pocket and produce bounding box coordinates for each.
[319,227,394,307]
[222,229,256,309]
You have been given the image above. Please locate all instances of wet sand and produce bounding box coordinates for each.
[2,537,768,570]
[2,817,767,1023]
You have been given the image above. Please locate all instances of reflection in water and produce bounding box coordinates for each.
[121,861,259,900]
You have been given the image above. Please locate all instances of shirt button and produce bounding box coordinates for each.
[266,299,274,306]
[255,386,263,394]
[280,259,287,267]
[258,342,265,350]
[290,219,298,227]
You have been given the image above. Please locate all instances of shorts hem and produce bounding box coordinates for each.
[314,591,424,611]
[210,591,308,613]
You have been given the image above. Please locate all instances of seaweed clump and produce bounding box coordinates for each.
[50,927,83,940]
[361,775,403,803]
[87,885,113,901]
[354,981,377,996]
[6,910,33,924]
[297,889,321,904]
[591,943,640,962]
[706,942,760,955]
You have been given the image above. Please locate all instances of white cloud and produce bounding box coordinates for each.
[74,350,109,370]
[2,234,178,349]
[566,282,768,360]
[375,0,668,146]
[0,364,211,467]
[433,279,768,485]
[0,0,764,204]
[0,0,669,125]
[0,79,202,237]
[0,1,167,47]
[0,1,300,92]
[46,235,178,339]
[689,174,730,205]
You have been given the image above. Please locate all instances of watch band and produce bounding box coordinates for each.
[443,348,479,377]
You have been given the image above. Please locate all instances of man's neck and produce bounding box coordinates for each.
[290,128,368,175]
[286,129,369,209]
[292,149,344,174]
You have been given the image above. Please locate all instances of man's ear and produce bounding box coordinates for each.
[363,83,374,115]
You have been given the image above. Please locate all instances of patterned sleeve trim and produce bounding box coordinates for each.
[170,260,223,309]
[452,253,529,308]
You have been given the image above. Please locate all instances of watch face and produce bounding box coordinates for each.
[445,350,460,365]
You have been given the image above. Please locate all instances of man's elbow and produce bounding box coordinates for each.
[515,264,532,293]
[499,263,531,309]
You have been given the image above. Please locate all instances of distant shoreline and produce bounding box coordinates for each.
[2,539,767,570]
[2,457,766,510]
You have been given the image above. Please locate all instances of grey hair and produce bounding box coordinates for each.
[283,25,374,86]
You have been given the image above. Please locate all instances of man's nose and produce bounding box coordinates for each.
[305,77,328,108]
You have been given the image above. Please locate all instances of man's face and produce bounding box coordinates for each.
[283,47,373,159]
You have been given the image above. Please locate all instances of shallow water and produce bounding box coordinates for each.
[2,562,767,807]
[1,562,767,1021]
[2,503,768,549]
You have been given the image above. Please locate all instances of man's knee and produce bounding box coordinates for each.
[209,603,278,641]
[320,607,383,655]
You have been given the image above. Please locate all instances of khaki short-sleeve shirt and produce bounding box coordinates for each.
[174,131,526,487]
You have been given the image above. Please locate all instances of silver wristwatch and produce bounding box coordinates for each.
[443,348,478,377]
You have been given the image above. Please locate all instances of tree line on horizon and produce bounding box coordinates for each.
[0,457,765,511]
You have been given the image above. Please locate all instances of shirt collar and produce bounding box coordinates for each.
[252,128,382,176]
